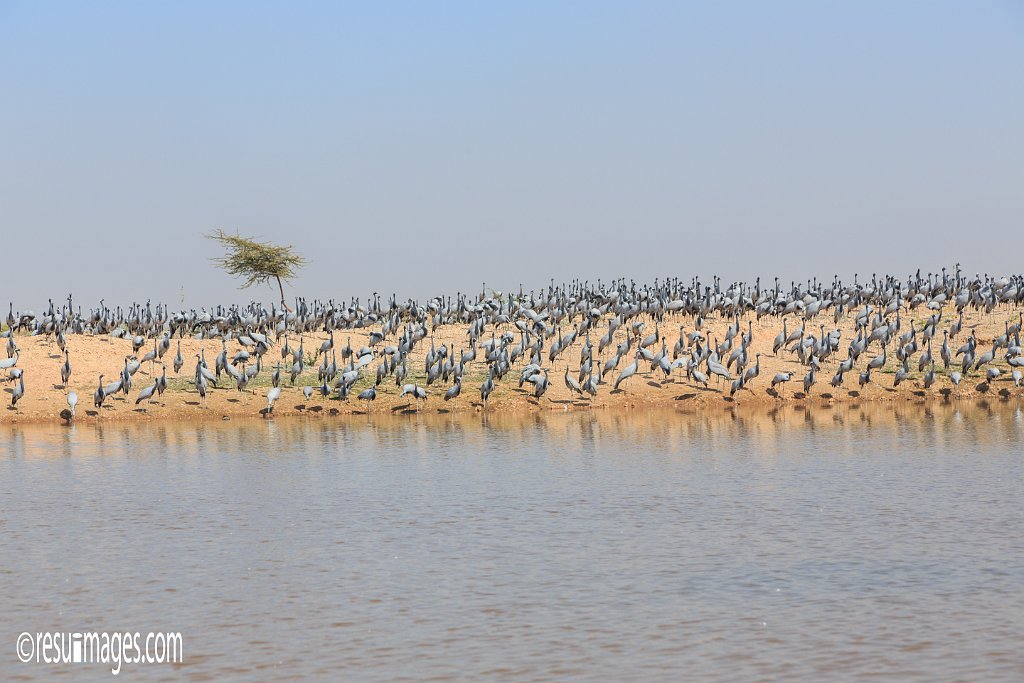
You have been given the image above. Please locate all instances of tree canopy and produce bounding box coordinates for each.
[207,230,306,309]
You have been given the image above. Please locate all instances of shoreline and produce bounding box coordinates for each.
[1,390,1021,428]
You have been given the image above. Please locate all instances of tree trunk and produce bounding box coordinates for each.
[276,276,292,313]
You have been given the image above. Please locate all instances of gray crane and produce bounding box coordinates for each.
[135,381,158,407]
[445,377,462,401]
[0,350,19,376]
[94,374,106,413]
[564,367,583,397]
[173,339,184,374]
[11,373,24,410]
[358,386,377,413]
[266,386,282,415]
[803,367,816,396]
[67,390,78,419]
[771,371,794,395]
[614,351,639,391]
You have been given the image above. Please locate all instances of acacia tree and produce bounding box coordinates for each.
[207,230,306,312]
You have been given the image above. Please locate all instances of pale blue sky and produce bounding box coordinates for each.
[2,1,1021,309]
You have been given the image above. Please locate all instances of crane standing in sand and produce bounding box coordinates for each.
[2,265,1022,421]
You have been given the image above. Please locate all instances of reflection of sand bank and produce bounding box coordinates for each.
[2,303,1022,424]
[5,398,1020,461]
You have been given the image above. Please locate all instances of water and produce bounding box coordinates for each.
[2,401,1022,682]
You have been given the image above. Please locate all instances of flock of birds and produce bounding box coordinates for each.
[2,266,1023,421]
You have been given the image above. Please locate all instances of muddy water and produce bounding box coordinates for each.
[2,401,1022,681]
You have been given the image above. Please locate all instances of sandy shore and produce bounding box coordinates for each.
[1,303,1021,424]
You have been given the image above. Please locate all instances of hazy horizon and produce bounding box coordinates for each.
[3,1,1022,310]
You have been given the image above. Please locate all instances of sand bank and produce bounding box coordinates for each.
[1,304,1021,425]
